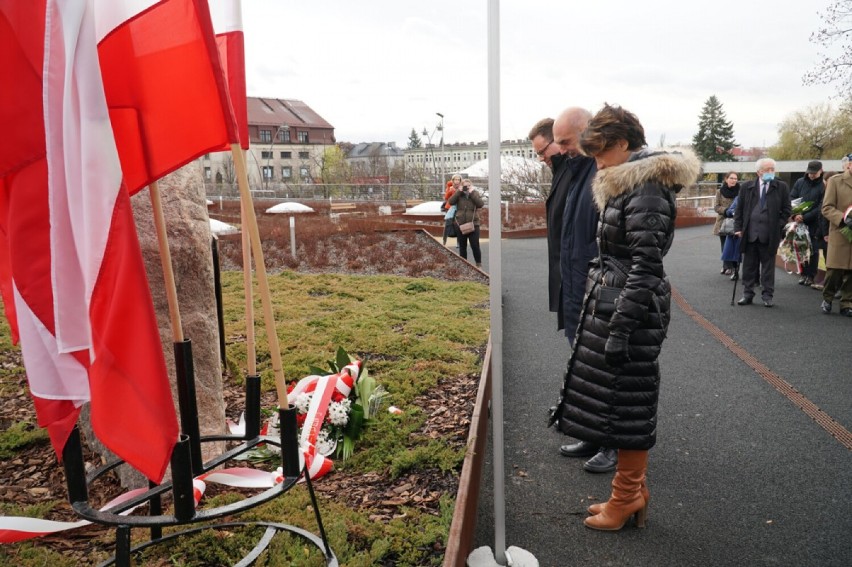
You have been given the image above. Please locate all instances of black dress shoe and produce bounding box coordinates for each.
[763,299,773,308]
[737,297,753,306]
[559,441,599,458]
[583,447,618,473]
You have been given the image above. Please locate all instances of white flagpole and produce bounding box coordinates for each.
[486,0,506,562]
[467,1,539,565]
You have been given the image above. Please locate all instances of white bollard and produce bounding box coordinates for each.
[289,216,296,257]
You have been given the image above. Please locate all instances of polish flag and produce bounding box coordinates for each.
[94,0,238,195]
[0,0,179,483]
[210,0,248,149]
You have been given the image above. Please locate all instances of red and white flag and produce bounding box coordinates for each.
[94,0,239,195]
[210,0,248,149]
[0,0,178,483]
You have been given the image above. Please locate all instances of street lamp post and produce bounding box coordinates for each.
[436,112,445,197]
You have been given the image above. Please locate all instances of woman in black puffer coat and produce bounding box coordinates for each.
[552,104,700,532]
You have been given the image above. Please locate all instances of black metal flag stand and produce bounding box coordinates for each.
[62,339,337,566]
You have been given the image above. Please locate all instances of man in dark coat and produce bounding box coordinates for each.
[528,118,569,330]
[790,160,825,286]
[555,109,598,346]
[549,108,615,473]
[734,157,792,307]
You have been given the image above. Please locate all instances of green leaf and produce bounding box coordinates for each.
[356,372,377,418]
[339,434,355,461]
[335,346,352,370]
[308,365,329,376]
[344,404,365,441]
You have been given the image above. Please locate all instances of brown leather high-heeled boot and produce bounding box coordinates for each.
[584,449,649,531]
[587,480,648,515]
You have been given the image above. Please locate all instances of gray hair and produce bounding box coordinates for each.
[755,157,776,171]
[842,154,850,164]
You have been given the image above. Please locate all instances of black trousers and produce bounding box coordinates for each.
[742,240,776,300]
[800,233,820,279]
[457,226,482,263]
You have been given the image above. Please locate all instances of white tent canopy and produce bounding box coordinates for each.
[265,202,315,214]
[209,218,239,235]
[458,155,543,184]
[404,201,445,215]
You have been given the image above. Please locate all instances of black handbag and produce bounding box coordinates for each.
[593,284,621,318]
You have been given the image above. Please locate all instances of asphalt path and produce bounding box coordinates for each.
[472,226,851,567]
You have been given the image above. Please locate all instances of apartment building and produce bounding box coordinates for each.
[200,97,335,191]
[403,138,536,178]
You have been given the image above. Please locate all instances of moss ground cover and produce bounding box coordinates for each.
[0,270,489,566]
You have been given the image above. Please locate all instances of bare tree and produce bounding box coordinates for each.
[803,0,852,101]
[769,103,852,160]
[219,154,236,186]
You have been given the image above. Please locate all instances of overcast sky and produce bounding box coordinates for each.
[242,0,837,150]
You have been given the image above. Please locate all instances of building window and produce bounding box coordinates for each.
[298,151,310,159]
[278,129,291,142]
[261,151,273,159]
[262,166,273,179]
[297,131,309,143]
[299,166,310,178]
[259,129,272,143]
[280,151,291,159]
[282,166,292,178]
[203,153,210,161]
[204,166,212,179]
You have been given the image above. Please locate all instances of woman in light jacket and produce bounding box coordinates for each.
[713,171,739,275]
[552,104,700,531]
[448,178,485,267]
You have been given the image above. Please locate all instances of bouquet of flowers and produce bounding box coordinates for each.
[841,204,852,243]
[233,348,389,472]
[778,221,812,274]
[790,198,815,216]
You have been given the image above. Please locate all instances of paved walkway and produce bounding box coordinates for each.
[473,226,851,567]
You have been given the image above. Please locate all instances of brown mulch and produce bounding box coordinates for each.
[0,232,487,563]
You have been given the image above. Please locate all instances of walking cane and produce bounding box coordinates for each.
[728,236,742,306]
[730,264,739,306]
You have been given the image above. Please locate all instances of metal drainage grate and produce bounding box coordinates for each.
[671,286,852,451]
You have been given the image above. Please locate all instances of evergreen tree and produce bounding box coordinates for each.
[692,95,737,161]
[407,128,422,149]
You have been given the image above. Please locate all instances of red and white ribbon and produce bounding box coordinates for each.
[2,362,365,544]
[0,486,151,543]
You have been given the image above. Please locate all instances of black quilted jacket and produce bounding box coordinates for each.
[555,149,700,450]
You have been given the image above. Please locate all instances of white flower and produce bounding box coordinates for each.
[316,427,337,456]
[327,400,351,427]
[294,392,312,414]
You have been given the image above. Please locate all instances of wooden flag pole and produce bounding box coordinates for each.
[231,144,288,407]
[148,180,184,343]
[239,153,257,377]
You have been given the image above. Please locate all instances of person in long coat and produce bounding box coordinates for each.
[733,158,791,307]
[820,155,852,316]
[713,172,739,275]
[551,104,700,531]
[448,179,485,267]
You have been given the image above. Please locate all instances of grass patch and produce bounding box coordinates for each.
[0,270,489,565]
[0,422,49,459]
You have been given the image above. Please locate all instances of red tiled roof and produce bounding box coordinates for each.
[246,97,333,129]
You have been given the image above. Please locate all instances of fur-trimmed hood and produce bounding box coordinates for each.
[591,148,701,211]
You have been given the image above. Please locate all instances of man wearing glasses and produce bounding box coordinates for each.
[529,117,569,332]
[549,107,616,475]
